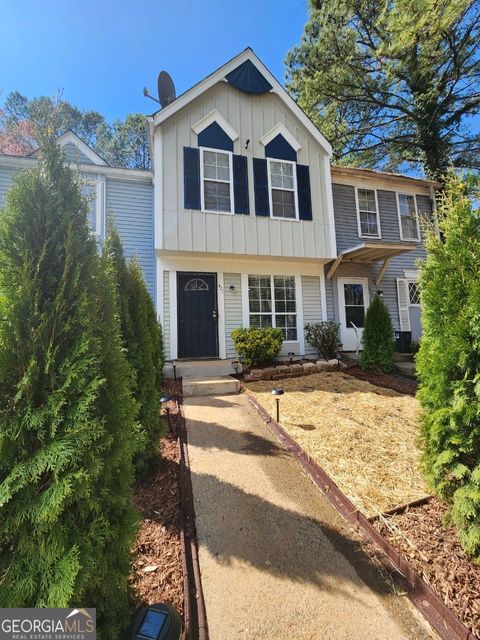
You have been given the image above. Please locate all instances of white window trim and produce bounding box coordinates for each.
[247,274,299,343]
[407,280,421,307]
[397,192,421,242]
[355,187,381,239]
[267,157,299,221]
[199,146,234,215]
[82,179,104,238]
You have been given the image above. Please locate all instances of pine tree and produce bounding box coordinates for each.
[104,227,164,472]
[359,294,395,372]
[417,175,480,559]
[0,138,139,638]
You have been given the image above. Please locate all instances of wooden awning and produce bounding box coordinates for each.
[326,241,418,286]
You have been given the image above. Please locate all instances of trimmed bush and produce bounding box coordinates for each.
[304,321,340,359]
[104,227,164,473]
[0,139,139,638]
[359,294,395,372]
[417,175,480,560]
[231,327,283,368]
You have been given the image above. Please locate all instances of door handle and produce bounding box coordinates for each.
[212,309,218,320]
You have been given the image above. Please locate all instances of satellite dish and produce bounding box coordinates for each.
[157,71,176,108]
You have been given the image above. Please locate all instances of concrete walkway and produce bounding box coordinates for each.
[184,394,433,640]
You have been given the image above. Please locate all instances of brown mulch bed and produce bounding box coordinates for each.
[345,364,417,396]
[129,379,184,617]
[374,498,480,637]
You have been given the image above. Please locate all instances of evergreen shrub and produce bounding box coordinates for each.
[359,294,395,372]
[231,327,283,368]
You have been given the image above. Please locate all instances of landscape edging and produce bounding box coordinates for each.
[244,390,475,640]
[177,399,209,640]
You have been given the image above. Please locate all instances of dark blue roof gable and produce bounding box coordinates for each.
[265,134,297,162]
[225,60,272,95]
[198,121,234,152]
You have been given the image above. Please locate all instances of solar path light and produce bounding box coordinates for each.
[288,351,295,365]
[129,602,182,640]
[271,387,284,422]
[231,360,239,375]
[160,394,173,433]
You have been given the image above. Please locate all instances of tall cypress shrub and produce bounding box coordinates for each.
[417,175,480,559]
[104,227,164,471]
[0,139,139,638]
[359,294,395,372]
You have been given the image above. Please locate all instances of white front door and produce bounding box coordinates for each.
[337,278,370,351]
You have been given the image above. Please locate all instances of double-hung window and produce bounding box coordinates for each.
[81,181,101,236]
[268,159,298,220]
[397,193,420,241]
[201,148,233,213]
[248,275,297,341]
[356,188,380,238]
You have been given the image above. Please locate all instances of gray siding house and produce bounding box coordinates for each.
[0,50,437,359]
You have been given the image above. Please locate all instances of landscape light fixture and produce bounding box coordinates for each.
[377,290,384,297]
[168,359,177,381]
[128,602,182,640]
[231,360,239,375]
[271,386,285,422]
[160,394,173,433]
[288,351,295,365]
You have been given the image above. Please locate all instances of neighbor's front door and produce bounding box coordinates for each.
[177,272,218,359]
[337,278,370,351]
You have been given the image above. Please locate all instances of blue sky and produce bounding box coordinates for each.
[0,0,309,122]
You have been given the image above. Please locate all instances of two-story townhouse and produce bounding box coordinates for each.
[147,48,437,360]
[0,49,438,360]
[148,49,337,361]
[0,131,155,299]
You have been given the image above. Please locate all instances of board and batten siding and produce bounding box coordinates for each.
[105,178,155,299]
[224,273,243,358]
[328,183,432,335]
[162,271,170,358]
[301,275,323,357]
[158,81,335,260]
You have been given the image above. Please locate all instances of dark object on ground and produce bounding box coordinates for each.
[127,602,182,640]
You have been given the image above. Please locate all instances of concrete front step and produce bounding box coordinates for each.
[393,352,414,363]
[183,376,240,397]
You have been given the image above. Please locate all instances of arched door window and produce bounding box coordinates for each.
[184,278,209,291]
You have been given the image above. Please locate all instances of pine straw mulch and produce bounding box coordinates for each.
[245,371,428,516]
[374,498,480,638]
[130,379,184,617]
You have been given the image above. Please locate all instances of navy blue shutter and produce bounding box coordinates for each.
[253,158,269,216]
[184,147,200,210]
[296,164,312,220]
[233,155,249,214]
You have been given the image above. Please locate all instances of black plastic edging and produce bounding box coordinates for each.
[244,392,475,640]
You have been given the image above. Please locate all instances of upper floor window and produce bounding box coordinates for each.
[356,188,380,238]
[267,159,298,220]
[397,193,420,241]
[81,181,101,236]
[200,148,234,213]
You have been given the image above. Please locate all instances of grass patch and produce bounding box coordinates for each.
[245,372,428,516]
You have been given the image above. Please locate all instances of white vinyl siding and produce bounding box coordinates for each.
[224,273,242,358]
[163,271,171,358]
[302,276,323,356]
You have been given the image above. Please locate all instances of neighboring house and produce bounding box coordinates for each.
[0,130,155,299]
[0,49,438,360]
